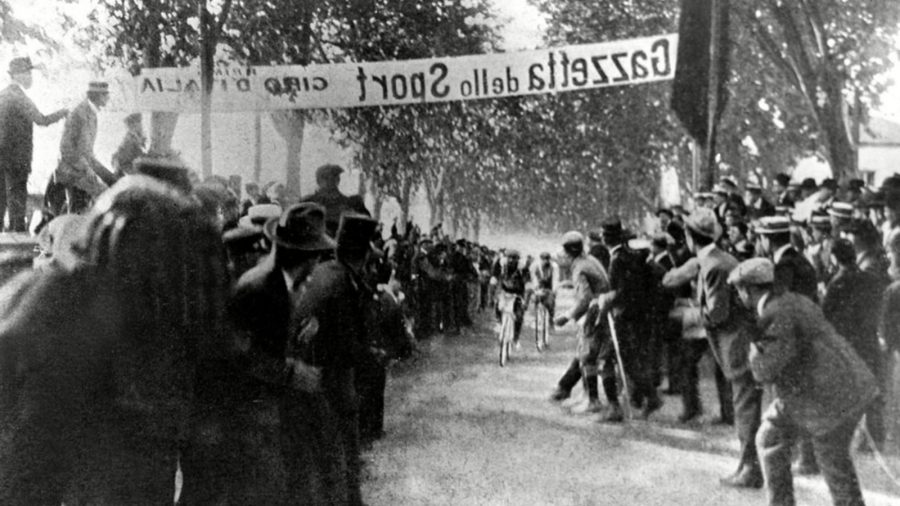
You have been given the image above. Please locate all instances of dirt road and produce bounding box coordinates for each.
[361,304,900,505]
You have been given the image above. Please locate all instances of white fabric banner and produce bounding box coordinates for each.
[134,33,677,112]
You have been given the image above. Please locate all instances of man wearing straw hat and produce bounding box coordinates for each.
[55,81,117,213]
[0,57,68,231]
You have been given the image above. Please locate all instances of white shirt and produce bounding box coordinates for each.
[757,291,771,318]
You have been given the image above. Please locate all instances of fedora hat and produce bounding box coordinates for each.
[756,216,791,235]
[335,212,378,252]
[683,208,721,240]
[264,203,335,251]
[8,57,35,75]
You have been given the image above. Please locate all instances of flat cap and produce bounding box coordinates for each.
[728,257,775,286]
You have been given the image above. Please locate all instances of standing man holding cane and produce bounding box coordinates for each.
[0,57,68,231]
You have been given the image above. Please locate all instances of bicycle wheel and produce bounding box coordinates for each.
[537,304,549,351]
[499,313,512,367]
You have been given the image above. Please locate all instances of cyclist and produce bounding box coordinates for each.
[531,252,557,328]
[491,249,529,347]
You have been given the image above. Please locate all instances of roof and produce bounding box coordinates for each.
[860,116,900,146]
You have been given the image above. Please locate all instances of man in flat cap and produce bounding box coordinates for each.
[0,57,68,231]
[111,112,146,177]
[300,163,369,237]
[728,257,877,506]
[55,81,116,213]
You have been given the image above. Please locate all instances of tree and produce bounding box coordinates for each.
[737,1,900,179]
[87,1,203,156]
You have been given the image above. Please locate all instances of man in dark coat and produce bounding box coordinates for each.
[216,203,347,505]
[756,216,818,302]
[730,258,877,506]
[55,81,115,213]
[745,183,775,221]
[299,164,369,237]
[293,213,381,506]
[0,57,68,231]
[822,238,886,450]
[596,218,663,419]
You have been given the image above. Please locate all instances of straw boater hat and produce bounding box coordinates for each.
[827,202,855,220]
[809,211,831,230]
[755,216,791,235]
[263,203,335,251]
[88,81,109,94]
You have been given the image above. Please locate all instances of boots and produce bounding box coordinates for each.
[583,374,602,413]
[550,359,582,402]
[599,377,624,423]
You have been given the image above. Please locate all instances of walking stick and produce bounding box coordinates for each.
[607,313,633,420]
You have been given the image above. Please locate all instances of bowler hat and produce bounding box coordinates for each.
[656,207,673,218]
[88,81,109,93]
[335,212,378,251]
[8,57,35,75]
[756,216,791,234]
[600,218,628,240]
[683,208,721,240]
[774,173,791,186]
[820,178,838,191]
[264,203,336,251]
[315,164,344,180]
[727,258,774,286]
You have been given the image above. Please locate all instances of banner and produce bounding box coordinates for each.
[135,33,677,112]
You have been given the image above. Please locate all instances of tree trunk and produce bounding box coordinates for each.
[253,113,262,183]
[398,176,413,236]
[370,179,383,221]
[199,1,214,179]
[271,111,305,199]
[818,70,857,179]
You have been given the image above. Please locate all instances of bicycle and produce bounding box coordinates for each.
[496,291,520,367]
[533,289,550,352]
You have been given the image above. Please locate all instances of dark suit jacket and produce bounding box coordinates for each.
[822,266,882,370]
[607,245,653,322]
[229,254,292,394]
[294,260,373,414]
[774,246,818,302]
[0,84,66,172]
[752,291,878,436]
[299,189,370,237]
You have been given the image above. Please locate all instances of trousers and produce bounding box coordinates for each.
[757,404,865,506]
